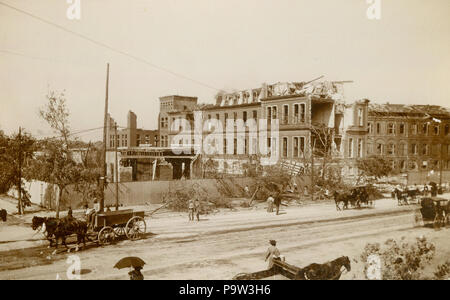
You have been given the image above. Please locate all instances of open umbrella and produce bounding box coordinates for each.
[114,257,146,269]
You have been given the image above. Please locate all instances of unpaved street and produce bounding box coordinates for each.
[0,198,449,280]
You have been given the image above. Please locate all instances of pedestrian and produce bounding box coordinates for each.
[244,185,250,197]
[194,199,201,221]
[128,266,144,280]
[265,240,281,269]
[274,187,284,215]
[266,195,274,213]
[188,199,195,221]
[67,206,73,219]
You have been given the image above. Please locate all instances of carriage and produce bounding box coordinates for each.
[92,209,147,245]
[414,197,450,228]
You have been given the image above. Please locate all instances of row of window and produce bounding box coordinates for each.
[160,117,169,129]
[109,135,128,148]
[160,136,169,147]
[368,143,450,156]
[267,104,307,125]
[368,121,450,136]
[390,159,450,171]
[347,138,364,158]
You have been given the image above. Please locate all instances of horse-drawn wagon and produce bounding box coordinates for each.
[31,208,147,252]
[92,209,146,245]
[414,197,450,228]
[334,185,374,210]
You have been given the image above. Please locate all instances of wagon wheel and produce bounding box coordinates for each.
[125,216,146,240]
[413,210,423,227]
[98,226,115,245]
[113,226,126,237]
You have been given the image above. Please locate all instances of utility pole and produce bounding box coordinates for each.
[310,139,316,202]
[18,126,23,215]
[100,63,109,213]
[114,122,119,211]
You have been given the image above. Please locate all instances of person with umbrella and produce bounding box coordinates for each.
[114,257,146,280]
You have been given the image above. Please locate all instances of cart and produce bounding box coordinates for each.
[414,197,450,228]
[91,209,147,245]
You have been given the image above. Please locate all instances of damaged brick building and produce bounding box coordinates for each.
[367,103,450,184]
[165,79,369,178]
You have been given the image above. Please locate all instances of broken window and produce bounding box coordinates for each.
[411,143,418,155]
[399,123,405,135]
[411,123,417,135]
[358,108,363,126]
[300,104,305,123]
[434,125,440,135]
[398,143,406,156]
[293,137,305,158]
[272,106,277,119]
[387,143,395,155]
[376,143,383,155]
[348,138,354,158]
[293,137,299,158]
[283,137,288,157]
[388,123,395,135]
[422,123,428,135]
[400,160,406,170]
[357,139,363,158]
[282,105,289,125]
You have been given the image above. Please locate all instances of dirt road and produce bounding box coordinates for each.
[0,198,449,280]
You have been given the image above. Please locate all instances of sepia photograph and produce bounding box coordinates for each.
[0,0,449,284]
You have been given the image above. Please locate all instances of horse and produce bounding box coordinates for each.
[295,256,351,280]
[333,191,350,211]
[31,216,58,246]
[31,216,89,252]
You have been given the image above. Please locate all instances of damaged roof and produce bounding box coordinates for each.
[369,103,450,118]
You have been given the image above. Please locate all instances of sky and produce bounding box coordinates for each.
[0,0,449,141]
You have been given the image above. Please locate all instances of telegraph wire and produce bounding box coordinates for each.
[0,1,220,91]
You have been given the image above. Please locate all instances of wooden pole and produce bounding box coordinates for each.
[18,126,23,215]
[100,63,109,213]
[114,122,119,211]
[311,139,315,202]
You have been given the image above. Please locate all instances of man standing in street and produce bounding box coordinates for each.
[188,199,195,221]
[266,195,274,213]
[194,199,201,222]
[265,240,281,269]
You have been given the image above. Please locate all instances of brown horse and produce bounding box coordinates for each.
[296,256,351,280]
[31,216,88,252]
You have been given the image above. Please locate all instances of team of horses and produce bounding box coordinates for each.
[333,186,372,211]
[392,188,421,205]
[31,216,89,252]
